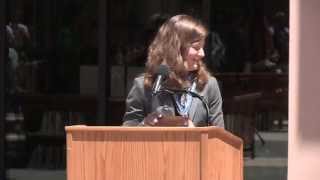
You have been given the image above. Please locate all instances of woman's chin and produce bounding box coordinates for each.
[186,63,199,71]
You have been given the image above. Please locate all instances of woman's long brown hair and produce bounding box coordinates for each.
[144,14,211,90]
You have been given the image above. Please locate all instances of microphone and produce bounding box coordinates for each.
[152,65,169,96]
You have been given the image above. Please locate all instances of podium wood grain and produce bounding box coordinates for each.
[66,126,243,180]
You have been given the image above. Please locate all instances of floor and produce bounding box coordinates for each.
[245,131,288,180]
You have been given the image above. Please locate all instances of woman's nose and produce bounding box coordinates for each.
[198,48,205,57]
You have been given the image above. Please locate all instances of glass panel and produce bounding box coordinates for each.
[5,0,98,179]
[112,0,289,180]
[211,1,288,180]
[3,0,289,179]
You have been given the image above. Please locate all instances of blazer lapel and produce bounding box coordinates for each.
[188,97,199,122]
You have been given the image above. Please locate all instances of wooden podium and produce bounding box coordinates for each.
[65,126,243,180]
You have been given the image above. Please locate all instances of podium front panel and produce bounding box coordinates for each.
[67,127,201,180]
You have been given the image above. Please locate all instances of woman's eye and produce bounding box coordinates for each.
[190,41,204,51]
[192,46,202,51]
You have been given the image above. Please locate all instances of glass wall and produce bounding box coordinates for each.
[108,1,289,179]
[4,0,98,179]
[1,0,288,179]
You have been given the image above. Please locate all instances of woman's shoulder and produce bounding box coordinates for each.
[207,75,218,85]
[201,75,222,99]
[134,74,144,80]
[133,74,144,83]
[131,74,146,89]
[202,75,221,93]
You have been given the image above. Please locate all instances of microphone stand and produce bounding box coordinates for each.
[155,88,210,126]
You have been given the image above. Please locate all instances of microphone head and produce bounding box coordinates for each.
[156,65,170,78]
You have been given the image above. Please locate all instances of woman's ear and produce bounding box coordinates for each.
[180,45,189,59]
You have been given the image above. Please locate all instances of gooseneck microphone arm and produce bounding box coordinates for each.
[151,65,170,96]
[155,88,210,126]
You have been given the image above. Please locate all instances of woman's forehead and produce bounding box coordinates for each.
[190,39,205,46]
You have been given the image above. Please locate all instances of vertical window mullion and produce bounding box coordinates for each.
[97,0,109,125]
[0,0,7,178]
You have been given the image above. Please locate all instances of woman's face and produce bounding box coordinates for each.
[183,40,205,71]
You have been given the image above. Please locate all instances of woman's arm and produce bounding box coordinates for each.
[207,77,225,128]
[122,77,146,126]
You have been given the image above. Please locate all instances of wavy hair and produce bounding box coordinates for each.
[144,14,211,90]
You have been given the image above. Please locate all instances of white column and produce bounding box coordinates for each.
[288,0,320,179]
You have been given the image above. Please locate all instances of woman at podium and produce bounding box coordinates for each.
[122,14,224,128]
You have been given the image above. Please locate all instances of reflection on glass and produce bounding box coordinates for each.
[3,0,289,180]
[5,1,98,179]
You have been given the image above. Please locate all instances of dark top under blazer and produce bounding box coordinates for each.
[122,75,224,128]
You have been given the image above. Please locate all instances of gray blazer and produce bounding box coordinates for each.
[122,75,224,128]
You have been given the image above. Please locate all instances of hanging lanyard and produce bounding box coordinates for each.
[174,79,197,117]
